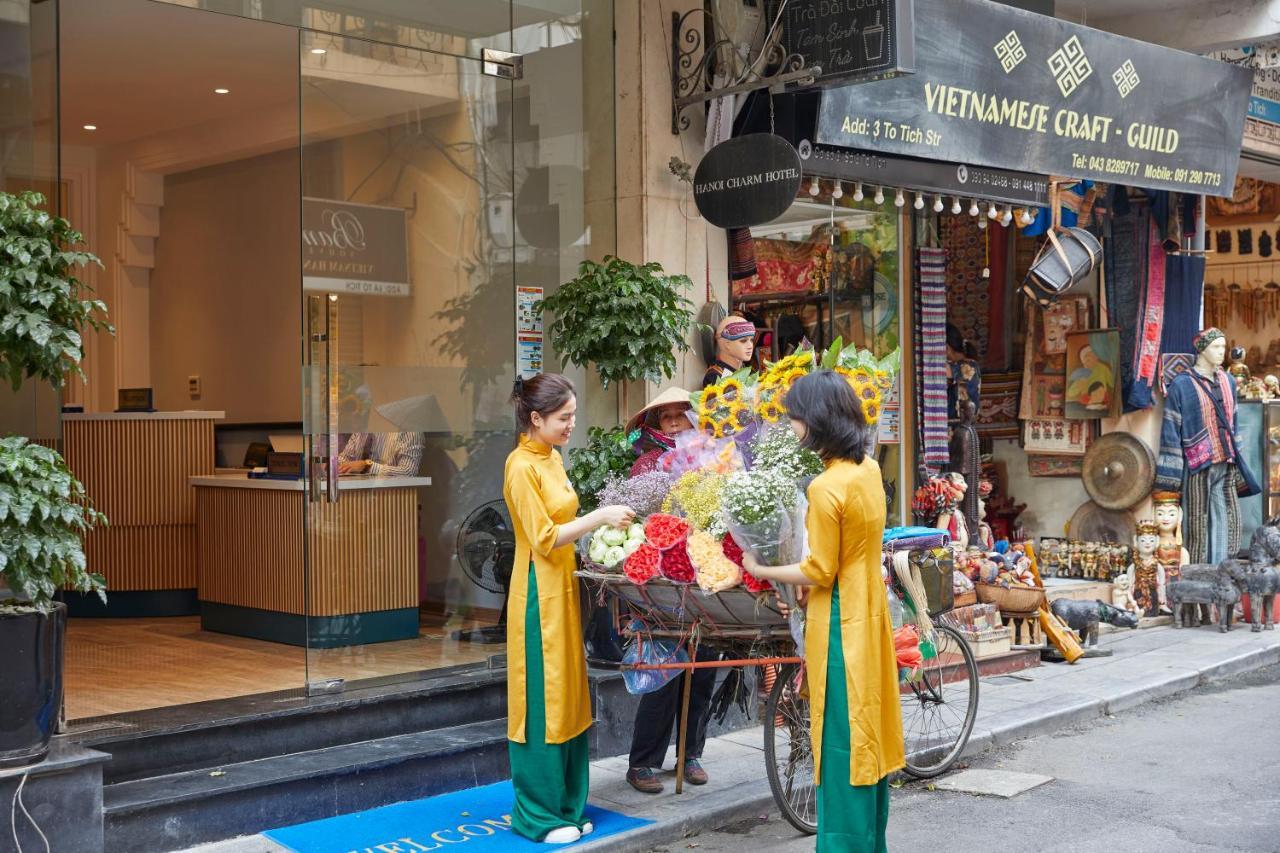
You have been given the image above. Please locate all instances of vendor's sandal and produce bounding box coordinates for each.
[627,767,664,794]
[683,758,709,785]
[543,826,582,844]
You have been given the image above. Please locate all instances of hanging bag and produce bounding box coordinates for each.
[1022,182,1103,306]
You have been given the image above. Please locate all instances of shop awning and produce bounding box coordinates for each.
[809,0,1253,197]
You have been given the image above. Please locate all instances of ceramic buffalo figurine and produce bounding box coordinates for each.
[1049,598,1140,647]
[1238,563,1278,632]
[1167,560,1245,633]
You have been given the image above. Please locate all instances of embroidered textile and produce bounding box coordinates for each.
[1156,369,1261,497]
[917,248,950,469]
[975,372,1022,440]
[941,215,988,363]
[1160,255,1205,358]
[1129,220,1166,410]
[1184,464,1243,564]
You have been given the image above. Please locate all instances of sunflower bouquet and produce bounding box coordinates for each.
[691,368,757,439]
[826,340,900,426]
[754,347,816,424]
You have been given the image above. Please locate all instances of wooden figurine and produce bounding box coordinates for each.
[1126,521,1166,618]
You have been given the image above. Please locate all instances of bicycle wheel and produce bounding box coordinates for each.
[901,623,979,778]
[763,662,817,835]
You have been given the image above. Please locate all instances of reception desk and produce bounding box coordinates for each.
[191,473,431,647]
[63,411,222,616]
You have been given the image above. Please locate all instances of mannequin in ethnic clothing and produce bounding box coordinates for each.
[1126,523,1165,618]
[1156,329,1261,565]
[702,316,755,388]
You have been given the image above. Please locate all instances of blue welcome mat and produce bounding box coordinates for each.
[264,780,651,852]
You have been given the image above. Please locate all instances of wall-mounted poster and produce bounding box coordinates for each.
[1024,416,1091,456]
[1064,329,1121,419]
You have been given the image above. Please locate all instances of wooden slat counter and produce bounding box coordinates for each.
[63,411,222,616]
[192,473,431,648]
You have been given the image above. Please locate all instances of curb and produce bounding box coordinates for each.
[580,639,1280,850]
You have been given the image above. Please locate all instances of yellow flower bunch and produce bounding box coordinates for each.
[696,372,755,437]
[687,530,741,593]
[835,366,883,425]
[662,470,727,534]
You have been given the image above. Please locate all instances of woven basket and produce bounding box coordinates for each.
[975,583,1045,613]
[952,590,978,609]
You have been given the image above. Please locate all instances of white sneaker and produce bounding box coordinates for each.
[581,821,594,836]
[543,826,582,844]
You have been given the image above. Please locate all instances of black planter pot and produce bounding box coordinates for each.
[0,602,66,768]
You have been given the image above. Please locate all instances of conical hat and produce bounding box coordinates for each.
[625,386,695,436]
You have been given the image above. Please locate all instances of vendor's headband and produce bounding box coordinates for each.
[1193,328,1225,353]
[720,321,756,341]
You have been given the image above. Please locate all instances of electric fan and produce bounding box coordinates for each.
[453,499,516,644]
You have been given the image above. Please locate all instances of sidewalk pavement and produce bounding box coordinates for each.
[184,622,1280,853]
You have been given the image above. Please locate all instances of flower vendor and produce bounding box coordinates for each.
[742,370,904,852]
[625,386,697,477]
[504,374,636,845]
[621,390,718,795]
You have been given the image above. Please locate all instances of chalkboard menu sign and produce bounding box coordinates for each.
[767,0,915,87]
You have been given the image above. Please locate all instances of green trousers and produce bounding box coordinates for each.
[509,564,590,842]
[817,584,890,853]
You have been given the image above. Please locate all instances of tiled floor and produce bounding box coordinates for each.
[64,614,503,719]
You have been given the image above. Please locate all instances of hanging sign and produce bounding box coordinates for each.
[766,0,915,87]
[1206,45,1280,161]
[302,198,410,296]
[694,134,803,229]
[815,0,1253,196]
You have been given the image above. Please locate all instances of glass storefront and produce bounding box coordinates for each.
[739,189,908,523]
[14,0,614,719]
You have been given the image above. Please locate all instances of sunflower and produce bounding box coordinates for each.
[853,368,873,385]
[761,401,785,422]
[718,377,743,400]
[783,367,808,385]
[858,383,879,402]
[795,350,814,367]
[726,400,753,432]
[874,370,893,390]
[862,399,880,423]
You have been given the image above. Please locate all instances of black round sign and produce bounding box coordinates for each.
[693,134,803,230]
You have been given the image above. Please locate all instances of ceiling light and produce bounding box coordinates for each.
[310,48,327,55]
[83,124,97,131]
[951,197,963,215]
[214,88,230,95]
[808,177,820,197]
[832,181,844,200]
[978,212,988,230]
[987,203,999,220]
[968,199,980,217]
[913,192,925,210]
[933,195,944,213]
[1001,205,1014,226]
[894,188,905,208]
[874,186,885,205]
[852,183,864,202]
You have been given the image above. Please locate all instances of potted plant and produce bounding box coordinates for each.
[0,190,110,767]
[537,255,701,404]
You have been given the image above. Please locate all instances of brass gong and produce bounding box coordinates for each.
[1082,432,1156,510]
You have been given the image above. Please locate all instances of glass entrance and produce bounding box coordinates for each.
[299,32,517,691]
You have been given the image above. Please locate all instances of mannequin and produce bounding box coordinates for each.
[1125,521,1164,618]
[702,316,755,389]
[1155,328,1261,564]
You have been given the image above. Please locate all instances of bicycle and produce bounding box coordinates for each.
[763,619,979,835]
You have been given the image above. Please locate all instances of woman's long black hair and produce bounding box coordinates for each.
[783,369,870,464]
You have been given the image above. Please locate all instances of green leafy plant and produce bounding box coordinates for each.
[538,256,700,387]
[0,437,106,611]
[0,190,111,611]
[0,191,110,390]
[566,426,636,512]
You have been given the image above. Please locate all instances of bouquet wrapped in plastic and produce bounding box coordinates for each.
[720,468,807,569]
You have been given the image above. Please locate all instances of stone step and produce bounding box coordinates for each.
[68,665,507,785]
[103,720,509,853]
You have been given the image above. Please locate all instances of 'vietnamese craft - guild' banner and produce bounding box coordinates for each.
[816,0,1253,196]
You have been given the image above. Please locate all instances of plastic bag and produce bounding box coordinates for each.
[621,628,689,695]
[658,429,746,476]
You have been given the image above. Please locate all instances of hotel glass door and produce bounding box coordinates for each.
[300,32,517,692]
